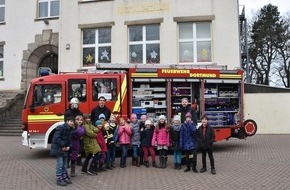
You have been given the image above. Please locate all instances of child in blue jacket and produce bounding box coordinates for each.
[50,116,75,186]
[180,112,198,173]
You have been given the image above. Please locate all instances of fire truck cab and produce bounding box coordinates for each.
[22,64,257,149]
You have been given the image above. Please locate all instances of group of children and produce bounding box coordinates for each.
[51,111,216,186]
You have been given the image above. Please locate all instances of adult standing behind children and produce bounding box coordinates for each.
[91,96,111,125]
[197,115,216,175]
[50,116,75,186]
[177,97,197,125]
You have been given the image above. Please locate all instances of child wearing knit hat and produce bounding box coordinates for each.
[130,113,141,167]
[170,115,182,170]
[140,119,157,168]
[138,114,147,165]
[151,115,170,168]
[180,112,198,173]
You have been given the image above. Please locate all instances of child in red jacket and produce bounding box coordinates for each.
[95,120,108,172]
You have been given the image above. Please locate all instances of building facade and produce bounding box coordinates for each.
[0,0,241,91]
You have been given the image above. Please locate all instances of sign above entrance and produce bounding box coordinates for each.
[118,2,169,15]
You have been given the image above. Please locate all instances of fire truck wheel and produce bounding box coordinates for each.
[244,119,257,137]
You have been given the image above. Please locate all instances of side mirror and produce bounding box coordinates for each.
[29,104,35,112]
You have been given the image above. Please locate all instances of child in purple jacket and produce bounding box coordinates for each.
[69,115,85,177]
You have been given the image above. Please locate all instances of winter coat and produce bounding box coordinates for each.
[64,108,82,122]
[130,121,140,146]
[177,105,197,125]
[140,126,154,147]
[69,125,85,161]
[50,123,73,157]
[96,130,108,152]
[83,123,101,155]
[91,105,111,124]
[152,123,170,147]
[118,124,132,145]
[197,124,215,150]
[180,121,197,150]
[104,122,118,146]
[170,124,181,151]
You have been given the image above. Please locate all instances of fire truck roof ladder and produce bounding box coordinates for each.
[96,63,227,70]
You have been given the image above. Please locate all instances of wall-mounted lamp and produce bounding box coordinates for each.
[66,44,70,50]
[43,19,49,25]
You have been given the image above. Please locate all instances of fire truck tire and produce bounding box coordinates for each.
[244,119,257,137]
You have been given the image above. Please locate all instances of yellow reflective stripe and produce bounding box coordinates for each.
[132,73,158,77]
[113,75,127,112]
[28,115,64,122]
[220,74,242,79]
[189,154,194,159]
[120,75,127,112]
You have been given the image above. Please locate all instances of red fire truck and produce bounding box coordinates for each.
[22,64,257,149]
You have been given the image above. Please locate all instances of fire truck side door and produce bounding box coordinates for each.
[28,82,66,133]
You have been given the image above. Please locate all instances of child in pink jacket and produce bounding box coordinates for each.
[152,115,170,168]
[118,117,132,168]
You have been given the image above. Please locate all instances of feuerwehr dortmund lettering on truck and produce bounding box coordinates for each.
[21,64,257,149]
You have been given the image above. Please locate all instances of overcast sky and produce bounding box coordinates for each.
[239,0,290,18]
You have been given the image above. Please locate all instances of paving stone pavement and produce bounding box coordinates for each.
[0,135,290,190]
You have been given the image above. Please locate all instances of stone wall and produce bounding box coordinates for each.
[0,91,25,121]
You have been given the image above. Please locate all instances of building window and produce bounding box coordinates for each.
[82,28,111,67]
[129,25,160,64]
[0,0,5,22]
[179,22,212,63]
[38,0,59,18]
[0,45,3,77]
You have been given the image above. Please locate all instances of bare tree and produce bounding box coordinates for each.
[248,4,286,85]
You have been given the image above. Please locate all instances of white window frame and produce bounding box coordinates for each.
[178,22,212,64]
[0,0,5,23]
[0,45,4,78]
[82,28,112,67]
[128,25,160,64]
[38,0,59,19]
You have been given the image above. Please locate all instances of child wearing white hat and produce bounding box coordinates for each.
[170,115,182,170]
[140,119,158,168]
[151,115,170,168]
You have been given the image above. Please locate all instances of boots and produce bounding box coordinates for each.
[106,163,113,170]
[99,163,107,172]
[81,159,89,173]
[111,162,116,168]
[144,161,149,168]
[76,157,82,166]
[136,159,140,167]
[87,162,96,175]
[177,163,182,170]
[152,161,158,168]
[174,163,178,170]
[163,156,168,168]
[159,156,164,168]
[184,162,191,172]
[139,157,144,165]
[70,164,76,177]
[132,157,136,166]
[92,163,99,175]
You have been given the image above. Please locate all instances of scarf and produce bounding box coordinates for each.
[171,124,181,131]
